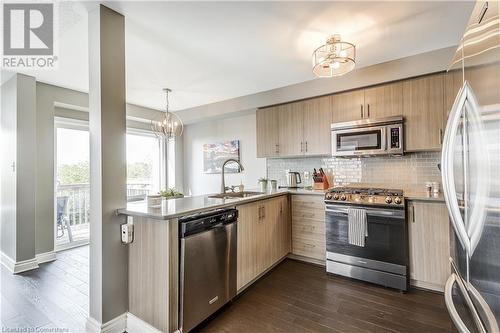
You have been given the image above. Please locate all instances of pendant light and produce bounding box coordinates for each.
[151,88,183,140]
[312,34,356,78]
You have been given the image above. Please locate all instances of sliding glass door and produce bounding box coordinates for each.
[55,124,90,250]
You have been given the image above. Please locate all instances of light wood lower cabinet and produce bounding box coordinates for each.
[236,195,290,291]
[291,195,326,261]
[407,200,451,292]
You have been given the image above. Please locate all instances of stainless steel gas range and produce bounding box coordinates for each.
[324,187,409,291]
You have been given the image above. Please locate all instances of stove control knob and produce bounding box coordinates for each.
[340,194,347,201]
[394,197,402,205]
[333,193,339,200]
[325,193,333,200]
[385,196,393,204]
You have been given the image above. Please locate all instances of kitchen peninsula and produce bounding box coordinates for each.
[119,188,323,332]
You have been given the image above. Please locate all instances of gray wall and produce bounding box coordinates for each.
[1,75,19,261]
[36,82,88,255]
[1,74,37,262]
[182,112,266,195]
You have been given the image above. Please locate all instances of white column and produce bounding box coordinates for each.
[87,4,127,330]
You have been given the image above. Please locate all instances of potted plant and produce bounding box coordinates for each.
[159,188,184,199]
[258,177,268,192]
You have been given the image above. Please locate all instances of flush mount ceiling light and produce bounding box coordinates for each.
[151,88,183,140]
[312,34,356,78]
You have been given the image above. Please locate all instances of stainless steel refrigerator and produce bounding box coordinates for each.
[442,1,500,332]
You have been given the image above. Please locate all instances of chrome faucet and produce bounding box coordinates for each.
[221,158,245,193]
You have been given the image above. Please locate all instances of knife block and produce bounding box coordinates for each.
[313,176,329,190]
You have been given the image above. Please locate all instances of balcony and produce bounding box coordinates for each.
[55,182,154,249]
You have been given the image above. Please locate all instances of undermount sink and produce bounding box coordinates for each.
[208,191,264,199]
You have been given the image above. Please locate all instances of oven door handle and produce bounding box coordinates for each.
[325,206,405,219]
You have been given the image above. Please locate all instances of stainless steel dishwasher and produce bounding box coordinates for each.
[179,208,237,332]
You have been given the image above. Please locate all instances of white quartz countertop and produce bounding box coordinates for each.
[117,188,327,220]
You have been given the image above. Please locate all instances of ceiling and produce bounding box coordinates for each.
[14,1,473,112]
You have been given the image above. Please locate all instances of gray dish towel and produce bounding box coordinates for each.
[348,208,368,247]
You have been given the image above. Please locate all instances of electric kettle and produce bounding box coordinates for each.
[287,171,302,187]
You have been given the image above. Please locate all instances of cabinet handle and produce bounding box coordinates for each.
[262,206,265,220]
[412,205,415,223]
[305,141,308,152]
[439,129,443,145]
[360,105,364,118]
[258,206,262,220]
[275,144,279,154]
[367,104,370,118]
[300,142,304,153]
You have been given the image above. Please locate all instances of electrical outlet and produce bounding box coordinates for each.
[121,221,134,244]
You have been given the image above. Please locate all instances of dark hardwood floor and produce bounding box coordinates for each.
[196,259,455,333]
[1,246,88,332]
[1,249,454,333]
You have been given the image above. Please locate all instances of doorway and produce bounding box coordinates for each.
[55,120,90,251]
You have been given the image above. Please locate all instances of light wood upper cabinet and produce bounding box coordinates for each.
[364,81,403,119]
[464,63,500,106]
[256,107,279,158]
[331,89,365,123]
[403,73,445,151]
[444,70,463,119]
[408,201,451,292]
[278,102,303,156]
[257,72,449,156]
[302,96,331,156]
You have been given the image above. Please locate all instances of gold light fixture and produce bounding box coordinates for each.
[151,88,183,140]
[312,34,356,78]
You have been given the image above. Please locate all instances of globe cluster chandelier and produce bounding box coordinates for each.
[151,88,183,140]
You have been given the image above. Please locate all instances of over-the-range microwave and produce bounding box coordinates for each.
[331,116,404,157]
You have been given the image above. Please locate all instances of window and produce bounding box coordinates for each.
[167,139,176,189]
[54,116,176,237]
[126,132,161,200]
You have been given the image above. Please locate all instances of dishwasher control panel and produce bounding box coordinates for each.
[179,208,238,238]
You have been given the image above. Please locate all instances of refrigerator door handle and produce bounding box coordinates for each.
[442,82,472,254]
[462,89,489,255]
[441,81,490,258]
[445,274,499,333]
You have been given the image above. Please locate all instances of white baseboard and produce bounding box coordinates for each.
[86,312,181,333]
[126,313,163,333]
[86,313,127,333]
[1,252,39,274]
[36,251,57,264]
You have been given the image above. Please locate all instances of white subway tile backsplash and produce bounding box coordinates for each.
[267,152,441,189]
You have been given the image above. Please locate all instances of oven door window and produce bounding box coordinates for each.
[336,130,381,151]
[326,210,407,266]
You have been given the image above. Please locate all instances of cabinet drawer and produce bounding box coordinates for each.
[292,224,325,242]
[291,209,325,221]
[292,237,325,260]
[291,195,325,210]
